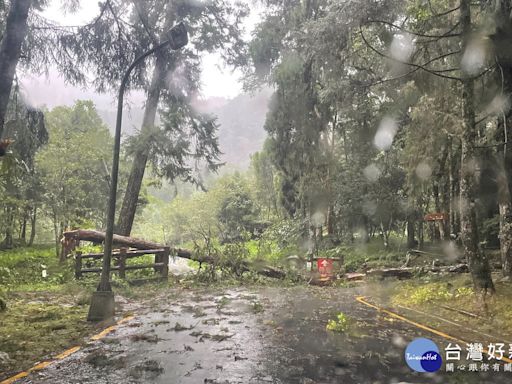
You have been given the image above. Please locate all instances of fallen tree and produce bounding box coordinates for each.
[62,229,286,279]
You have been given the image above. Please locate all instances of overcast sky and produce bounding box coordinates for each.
[20,0,261,109]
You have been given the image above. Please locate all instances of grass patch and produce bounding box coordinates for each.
[0,300,93,379]
[0,245,71,291]
[0,244,174,380]
[389,274,512,339]
[391,276,474,306]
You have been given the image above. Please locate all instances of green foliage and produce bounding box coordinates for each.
[481,215,500,248]
[326,312,349,332]
[217,176,260,241]
[393,281,474,306]
[0,83,48,248]
[36,101,121,243]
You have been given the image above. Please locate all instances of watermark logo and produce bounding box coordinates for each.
[405,338,443,372]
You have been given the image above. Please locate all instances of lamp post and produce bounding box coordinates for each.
[87,22,188,321]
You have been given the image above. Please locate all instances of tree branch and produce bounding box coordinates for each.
[427,1,461,17]
[366,19,460,39]
[359,29,462,81]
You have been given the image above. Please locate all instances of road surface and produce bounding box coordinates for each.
[18,285,510,383]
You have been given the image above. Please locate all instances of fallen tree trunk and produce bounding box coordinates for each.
[360,263,469,280]
[62,230,286,279]
[63,229,162,250]
[172,248,286,279]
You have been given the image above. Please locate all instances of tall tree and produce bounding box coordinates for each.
[458,0,495,292]
[36,101,115,258]
[52,0,248,236]
[489,0,512,279]
[0,84,47,248]
[0,0,31,138]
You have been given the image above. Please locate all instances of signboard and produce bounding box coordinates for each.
[424,212,448,222]
[317,258,334,278]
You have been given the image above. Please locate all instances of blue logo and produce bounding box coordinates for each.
[405,338,443,372]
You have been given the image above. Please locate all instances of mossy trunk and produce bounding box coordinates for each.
[459,0,495,293]
[493,0,512,279]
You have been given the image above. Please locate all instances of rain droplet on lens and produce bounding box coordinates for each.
[374,117,398,151]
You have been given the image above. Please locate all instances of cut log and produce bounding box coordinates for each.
[345,272,366,281]
[445,264,468,273]
[367,268,414,279]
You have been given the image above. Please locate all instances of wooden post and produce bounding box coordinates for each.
[119,248,127,279]
[161,247,170,278]
[154,250,162,273]
[75,251,82,279]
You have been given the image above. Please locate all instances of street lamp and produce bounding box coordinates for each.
[87,22,188,321]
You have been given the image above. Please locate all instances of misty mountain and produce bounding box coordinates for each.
[97,89,272,168]
[192,89,272,167]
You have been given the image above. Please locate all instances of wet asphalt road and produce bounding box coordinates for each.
[18,285,512,384]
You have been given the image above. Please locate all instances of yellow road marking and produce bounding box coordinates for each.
[0,315,134,384]
[0,372,28,384]
[90,325,117,341]
[55,346,81,360]
[30,361,53,371]
[356,296,512,364]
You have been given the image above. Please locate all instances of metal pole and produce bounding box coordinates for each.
[87,41,171,321]
[97,40,171,291]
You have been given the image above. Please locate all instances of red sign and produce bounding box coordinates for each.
[317,258,334,277]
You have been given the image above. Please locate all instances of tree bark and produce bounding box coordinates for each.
[116,53,166,236]
[20,210,27,244]
[117,3,178,236]
[459,0,495,293]
[497,175,512,278]
[63,229,164,250]
[2,205,14,248]
[493,0,512,279]
[0,0,31,138]
[406,214,416,249]
[28,206,36,246]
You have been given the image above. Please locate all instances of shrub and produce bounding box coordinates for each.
[326,312,349,332]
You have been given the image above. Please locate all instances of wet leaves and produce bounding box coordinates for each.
[169,322,195,331]
[151,319,170,326]
[250,301,264,314]
[129,359,163,379]
[84,350,127,369]
[130,332,161,343]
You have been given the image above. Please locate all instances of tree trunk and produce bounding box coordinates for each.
[28,206,36,246]
[3,205,14,249]
[0,0,31,138]
[493,0,512,279]
[497,177,512,278]
[20,211,27,244]
[459,0,495,293]
[52,209,60,259]
[419,224,424,248]
[326,205,335,236]
[117,3,178,236]
[116,54,166,236]
[407,214,416,249]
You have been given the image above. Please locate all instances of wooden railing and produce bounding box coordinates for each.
[74,247,170,280]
